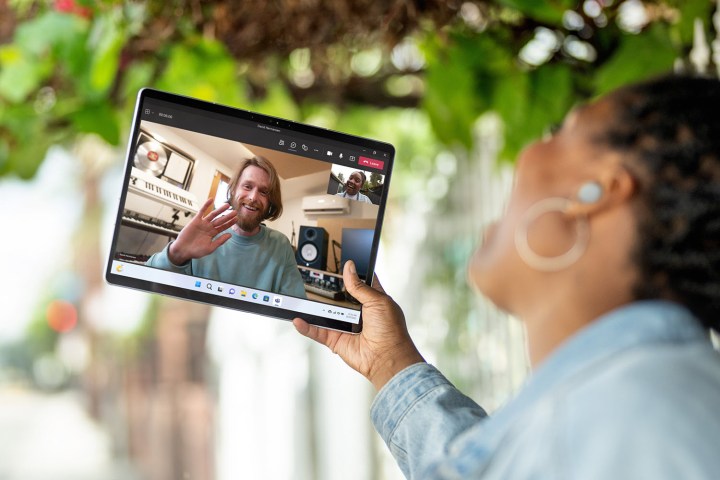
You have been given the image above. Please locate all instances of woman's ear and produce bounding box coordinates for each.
[567,166,636,217]
[577,181,603,204]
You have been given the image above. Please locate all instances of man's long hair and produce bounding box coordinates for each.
[226,155,283,221]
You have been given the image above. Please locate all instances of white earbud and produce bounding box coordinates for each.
[577,181,603,204]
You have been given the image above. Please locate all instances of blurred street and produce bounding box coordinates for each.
[0,385,140,480]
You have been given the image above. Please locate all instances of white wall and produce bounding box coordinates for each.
[141,121,251,203]
[267,170,380,246]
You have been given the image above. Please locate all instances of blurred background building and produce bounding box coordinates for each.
[1,0,719,478]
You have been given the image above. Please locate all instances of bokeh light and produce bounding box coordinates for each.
[46,300,78,333]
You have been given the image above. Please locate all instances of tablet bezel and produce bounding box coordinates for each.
[105,88,395,334]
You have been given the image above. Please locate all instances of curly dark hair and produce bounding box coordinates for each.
[601,75,720,331]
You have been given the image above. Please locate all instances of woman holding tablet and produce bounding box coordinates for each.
[294,75,720,478]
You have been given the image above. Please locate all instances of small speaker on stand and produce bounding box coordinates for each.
[296,226,329,271]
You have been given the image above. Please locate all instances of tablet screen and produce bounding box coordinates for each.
[105,88,394,333]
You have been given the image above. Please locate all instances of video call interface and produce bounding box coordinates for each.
[109,96,391,325]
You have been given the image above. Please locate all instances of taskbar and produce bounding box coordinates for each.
[110,261,360,324]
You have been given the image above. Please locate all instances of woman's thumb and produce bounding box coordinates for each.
[343,260,382,304]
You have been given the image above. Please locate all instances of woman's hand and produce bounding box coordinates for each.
[168,198,238,265]
[293,260,424,391]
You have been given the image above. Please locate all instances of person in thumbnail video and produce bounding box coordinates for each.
[147,156,306,298]
[337,170,372,203]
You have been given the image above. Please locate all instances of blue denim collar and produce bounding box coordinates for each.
[452,300,707,455]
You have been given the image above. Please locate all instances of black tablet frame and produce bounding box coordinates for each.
[105,88,395,334]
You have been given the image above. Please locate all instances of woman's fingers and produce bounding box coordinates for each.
[371,273,386,295]
[292,318,342,351]
[343,261,385,304]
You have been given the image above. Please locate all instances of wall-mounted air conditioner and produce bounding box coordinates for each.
[302,195,350,215]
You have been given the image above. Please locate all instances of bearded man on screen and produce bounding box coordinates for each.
[147,156,306,298]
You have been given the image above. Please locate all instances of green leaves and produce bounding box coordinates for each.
[422,33,511,148]
[490,65,574,161]
[423,29,575,161]
[70,102,120,145]
[595,24,677,95]
[0,0,705,181]
[254,82,300,120]
[0,45,53,103]
[0,103,53,179]
[422,7,683,161]
[496,0,574,25]
[87,13,125,95]
[0,12,90,104]
[0,8,131,176]
[14,11,88,58]
[156,37,247,108]
[673,0,713,44]
[423,54,478,148]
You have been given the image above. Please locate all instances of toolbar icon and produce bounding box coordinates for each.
[302,144,308,151]
[279,139,285,146]
[290,142,297,148]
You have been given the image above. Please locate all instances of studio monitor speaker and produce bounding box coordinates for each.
[296,226,329,270]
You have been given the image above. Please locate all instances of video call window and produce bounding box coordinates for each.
[326,165,385,205]
[113,121,383,311]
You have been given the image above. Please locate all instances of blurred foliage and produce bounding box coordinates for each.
[1,0,716,396]
[0,0,715,180]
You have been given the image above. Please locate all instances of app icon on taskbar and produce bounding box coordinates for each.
[252,293,259,300]
[195,281,202,288]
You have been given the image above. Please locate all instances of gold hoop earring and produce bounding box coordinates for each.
[514,197,589,272]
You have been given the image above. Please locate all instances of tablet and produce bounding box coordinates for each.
[105,88,394,333]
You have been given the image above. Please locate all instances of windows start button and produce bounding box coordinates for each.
[359,156,384,170]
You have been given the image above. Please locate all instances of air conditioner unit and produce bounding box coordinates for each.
[302,195,350,215]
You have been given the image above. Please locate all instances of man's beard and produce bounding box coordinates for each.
[232,200,266,233]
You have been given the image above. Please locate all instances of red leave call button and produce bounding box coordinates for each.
[359,156,384,170]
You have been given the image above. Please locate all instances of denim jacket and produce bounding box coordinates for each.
[371,301,720,479]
